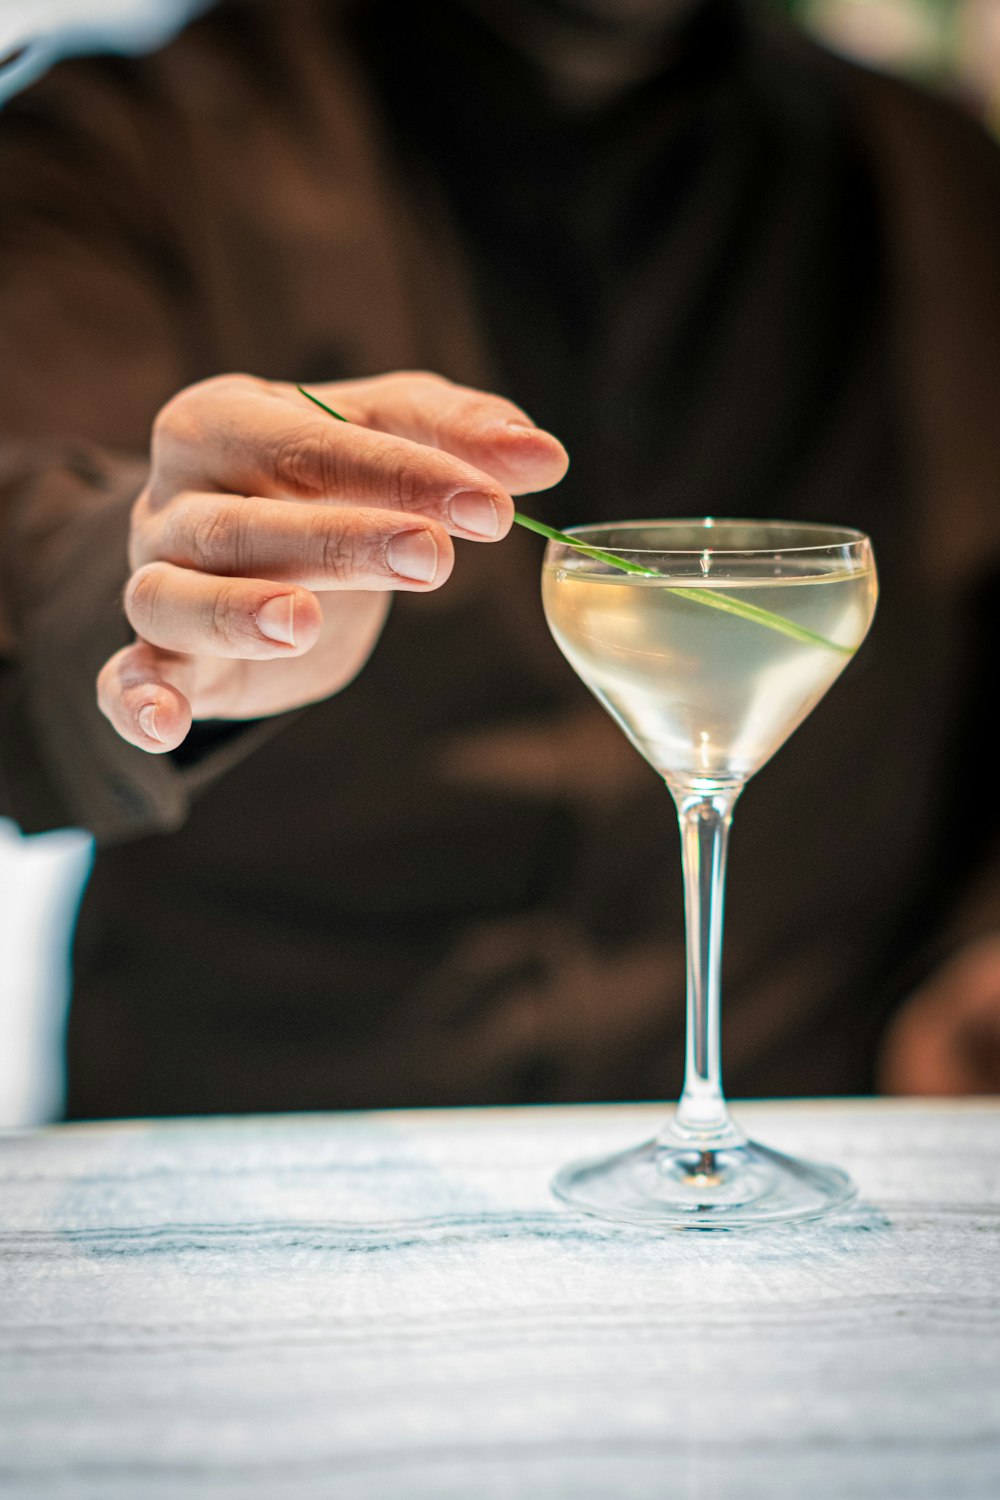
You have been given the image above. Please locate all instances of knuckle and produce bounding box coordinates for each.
[128,487,156,566]
[190,371,259,406]
[130,484,154,528]
[152,386,201,455]
[314,520,356,584]
[188,500,248,573]
[210,580,248,648]
[156,494,193,560]
[152,373,260,460]
[392,460,435,514]
[211,371,262,397]
[124,564,162,625]
[389,369,449,390]
[266,425,339,499]
[151,389,186,438]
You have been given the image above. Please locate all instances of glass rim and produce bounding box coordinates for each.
[552,517,871,557]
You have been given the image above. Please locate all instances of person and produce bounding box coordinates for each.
[0,0,998,1118]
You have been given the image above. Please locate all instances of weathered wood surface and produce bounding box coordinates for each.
[1,1100,998,1498]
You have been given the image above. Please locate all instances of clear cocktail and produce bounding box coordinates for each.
[542,520,878,1228]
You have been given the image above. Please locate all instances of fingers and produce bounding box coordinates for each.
[300,371,570,495]
[150,376,568,544]
[97,640,194,753]
[133,494,456,590]
[124,561,327,659]
[153,379,511,538]
[249,395,516,536]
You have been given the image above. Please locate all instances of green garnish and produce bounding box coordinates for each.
[297,384,348,421]
[664,586,851,653]
[512,511,657,576]
[295,385,851,656]
[513,513,851,655]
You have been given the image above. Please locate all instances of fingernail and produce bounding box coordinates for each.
[449,490,499,538]
[505,421,538,437]
[138,705,163,743]
[387,528,439,582]
[256,595,296,646]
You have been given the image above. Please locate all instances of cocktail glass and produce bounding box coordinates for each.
[542,519,878,1228]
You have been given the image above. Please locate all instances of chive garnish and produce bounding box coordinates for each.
[297,384,348,421]
[296,385,851,655]
[664,585,852,654]
[512,511,658,576]
[514,513,851,656]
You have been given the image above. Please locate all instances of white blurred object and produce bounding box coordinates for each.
[956,0,1000,114]
[801,0,1000,134]
[806,0,947,72]
[0,0,212,101]
[0,2,186,1121]
[0,819,92,1125]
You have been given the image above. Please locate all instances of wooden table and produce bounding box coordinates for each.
[2,1100,999,1498]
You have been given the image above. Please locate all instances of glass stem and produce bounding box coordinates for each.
[663,783,745,1152]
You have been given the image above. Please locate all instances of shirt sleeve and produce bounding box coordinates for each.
[0,53,275,843]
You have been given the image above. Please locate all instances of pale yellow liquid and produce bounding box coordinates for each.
[542,565,877,785]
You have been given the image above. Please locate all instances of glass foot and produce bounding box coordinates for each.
[551,1135,856,1230]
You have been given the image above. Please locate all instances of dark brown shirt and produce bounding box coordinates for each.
[1,0,999,1116]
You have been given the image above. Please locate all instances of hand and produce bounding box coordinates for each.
[97,371,568,751]
[878,934,1000,1095]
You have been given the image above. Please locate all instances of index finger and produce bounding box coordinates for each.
[281,372,570,496]
[166,379,516,540]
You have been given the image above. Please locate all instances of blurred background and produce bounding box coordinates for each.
[777,0,1000,132]
[4,2,999,115]
[1,0,999,1124]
